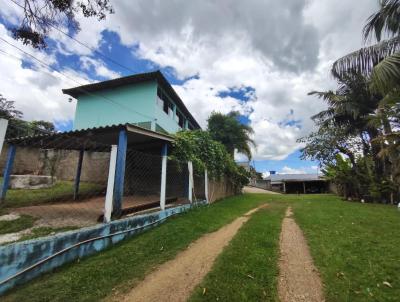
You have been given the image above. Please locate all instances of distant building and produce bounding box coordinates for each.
[265,173,329,194]
[236,161,251,172]
[63,71,201,134]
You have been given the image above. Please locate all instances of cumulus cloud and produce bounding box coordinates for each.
[80,56,120,80]
[0,24,90,122]
[279,166,306,174]
[0,0,379,160]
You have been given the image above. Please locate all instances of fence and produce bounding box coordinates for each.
[0,123,208,245]
[0,121,241,294]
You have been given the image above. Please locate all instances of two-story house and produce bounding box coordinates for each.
[62,70,201,134]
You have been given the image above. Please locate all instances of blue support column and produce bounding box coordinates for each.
[113,129,128,217]
[0,144,16,201]
[73,149,84,200]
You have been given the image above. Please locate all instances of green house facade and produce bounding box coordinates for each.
[63,71,201,133]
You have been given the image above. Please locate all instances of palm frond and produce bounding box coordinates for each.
[363,0,400,42]
[332,36,400,79]
[370,52,400,94]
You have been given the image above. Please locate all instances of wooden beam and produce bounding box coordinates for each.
[126,124,173,142]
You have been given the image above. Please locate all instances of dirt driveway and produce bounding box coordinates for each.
[243,186,281,194]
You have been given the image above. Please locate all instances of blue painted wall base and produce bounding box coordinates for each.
[0,201,207,295]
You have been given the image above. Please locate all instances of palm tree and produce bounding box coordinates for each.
[308,74,389,198]
[207,111,255,160]
[332,0,400,94]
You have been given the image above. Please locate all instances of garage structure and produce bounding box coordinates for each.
[265,174,329,194]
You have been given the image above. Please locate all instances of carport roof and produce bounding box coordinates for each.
[6,123,174,151]
[267,173,325,184]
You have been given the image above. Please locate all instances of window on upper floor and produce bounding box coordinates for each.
[157,87,174,118]
[176,111,184,128]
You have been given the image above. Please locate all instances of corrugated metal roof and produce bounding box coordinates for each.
[6,123,174,151]
[266,174,325,183]
[62,70,201,129]
[7,123,125,143]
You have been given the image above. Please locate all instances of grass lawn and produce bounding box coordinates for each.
[189,202,286,302]
[2,194,268,302]
[1,193,399,302]
[292,196,400,302]
[0,181,104,208]
[0,214,36,235]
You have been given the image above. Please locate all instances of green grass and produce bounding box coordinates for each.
[291,196,400,302]
[0,215,36,235]
[2,194,268,302]
[2,193,400,302]
[0,181,104,208]
[189,202,286,302]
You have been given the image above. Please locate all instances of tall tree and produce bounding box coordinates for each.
[10,0,113,49]
[207,111,255,160]
[0,94,55,138]
[0,94,23,120]
[299,74,393,200]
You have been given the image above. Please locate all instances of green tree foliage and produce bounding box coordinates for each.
[302,1,400,204]
[207,111,255,160]
[171,130,250,188]
[332,0,400,94]
[11,0,113,48]
[299,72,400,202]
[0,94,55,139]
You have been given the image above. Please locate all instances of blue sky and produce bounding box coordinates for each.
[0,0,378,177]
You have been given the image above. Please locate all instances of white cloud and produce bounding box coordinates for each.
[0,0,379,161]
[280,166,306,174]
[80,56,120,79]
[262,171,270,179]
[0,24,91,123]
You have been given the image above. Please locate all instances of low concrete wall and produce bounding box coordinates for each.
[0,201,206,295]
[0,146,110,184]
[208,177,239,203]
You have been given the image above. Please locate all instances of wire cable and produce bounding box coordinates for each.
[9,0,137,74]
[0,37,156,121]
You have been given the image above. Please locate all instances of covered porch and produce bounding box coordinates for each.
[0,124,206,227]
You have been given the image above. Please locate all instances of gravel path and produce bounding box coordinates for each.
[278,207,324,302]
[115,204,268,302]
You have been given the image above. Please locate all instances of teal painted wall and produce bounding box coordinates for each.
[73,81,157,130]
[155,106,182,133]
[73,80,193,134]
